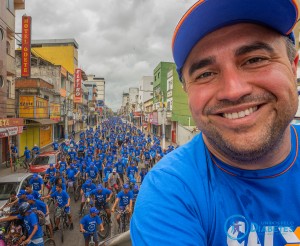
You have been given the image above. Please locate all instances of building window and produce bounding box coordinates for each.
[6,0,14,13]
[150,82,153,85]
[158,72,160,78]
[150,92,153,96]
[0,28,4,41]
[0,76,4,88]
[6,41,10,55]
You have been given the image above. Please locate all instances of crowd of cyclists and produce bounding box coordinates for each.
[0,117,176,246]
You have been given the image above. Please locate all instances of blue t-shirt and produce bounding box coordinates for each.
[26,191,41,200]
[66,168,78,180]
[127,166,138,177]
[24,149,31,159]
[115,162,126,174]
[46,168,56,178]
[17,212,43,239]
[29,177,44,191]
[51,190,69,207]
[30,199,47,214]
[131,126,300,246]
[86,167,99,179]
[81,183,97,194]
[80,214,102,233]
[117,190,133,207]
[89,188,112,204]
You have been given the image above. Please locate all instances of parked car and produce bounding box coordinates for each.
[29,151,62,176]
[0,173,36,210]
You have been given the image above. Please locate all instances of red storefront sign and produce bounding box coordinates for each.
[21,15,32,77]
[74,69,82,103]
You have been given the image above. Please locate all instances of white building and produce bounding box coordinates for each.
[84,75,105,103]
[137,76,153,112]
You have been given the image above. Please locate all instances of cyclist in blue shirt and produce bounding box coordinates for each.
[94,155,103,180]
[111,184,133,227]
[29,174,44,193]
[88,184,112,221]
[126,162,138,183]
[25,184,41,200]
[114,158,126,183]
[66,164,80,193]
[31,144,40,158]
[85,163,99,183]
[45,164,56,180]
[80,207,104,246]
[52,140,59,151]
[79,179,96,215]
[27,194,53,239]
[24,146,31,169]
[42,184,73,231]
[0,202,44,246]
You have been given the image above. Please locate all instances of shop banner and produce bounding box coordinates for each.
[0,126,23,138]
[21,15,32,77]
[50,103,61,122]
[19,95,34,118]
[19,96,48,118]
[74,69,82,103]
[36,97,48,118]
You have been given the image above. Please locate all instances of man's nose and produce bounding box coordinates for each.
[216,66,252,101]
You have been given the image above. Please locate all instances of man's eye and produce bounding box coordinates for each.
[195,71,214,79]
[245,57,266,64]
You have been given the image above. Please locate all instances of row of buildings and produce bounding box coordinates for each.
[0,0,108,164]
[119,62,198,147]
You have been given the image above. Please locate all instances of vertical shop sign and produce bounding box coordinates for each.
[74,69,82,103]
[21,15,32,77]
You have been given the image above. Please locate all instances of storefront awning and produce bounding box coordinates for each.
[27,119,57,125]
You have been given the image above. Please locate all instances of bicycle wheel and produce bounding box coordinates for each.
[44,238,56,246]
[121,214,126,233]
[60,217,64,243]
[98,214,110,239]
[74,185,81,202]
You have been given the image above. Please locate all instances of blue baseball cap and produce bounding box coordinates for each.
[172,0,299,81]
[96,184,103,190]
[18,189,26,197]
[123,184,130,189]
[90,207,99,214]
[33,174,38,178]
[85,179,92,185]
[50,163,54,167]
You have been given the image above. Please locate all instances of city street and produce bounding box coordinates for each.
[0,164,122,246]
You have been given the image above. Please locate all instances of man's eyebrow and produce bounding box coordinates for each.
[235,41,275,57]
[188,57,216,76]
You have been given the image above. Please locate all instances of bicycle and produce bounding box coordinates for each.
[79,195,93,217]
[97,204,110,239]
[81,231,97,246]
[57,206,69,243]
[116,208,130,233]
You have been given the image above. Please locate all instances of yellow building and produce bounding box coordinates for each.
[31,39,78,75]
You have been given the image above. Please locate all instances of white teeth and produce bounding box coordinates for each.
[223,106,258,119]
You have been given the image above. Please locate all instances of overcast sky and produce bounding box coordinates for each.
[15,0,194,111]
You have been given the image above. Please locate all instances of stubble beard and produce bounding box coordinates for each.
[198,107,295,164]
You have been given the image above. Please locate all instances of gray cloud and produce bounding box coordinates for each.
[16,0,194,110]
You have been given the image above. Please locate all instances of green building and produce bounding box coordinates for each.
[151,62,196,145]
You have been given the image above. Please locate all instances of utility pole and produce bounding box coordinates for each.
[64,99,68,140]
[161,91,166,151]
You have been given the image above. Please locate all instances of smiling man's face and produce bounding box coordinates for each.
[182,23,298,164]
